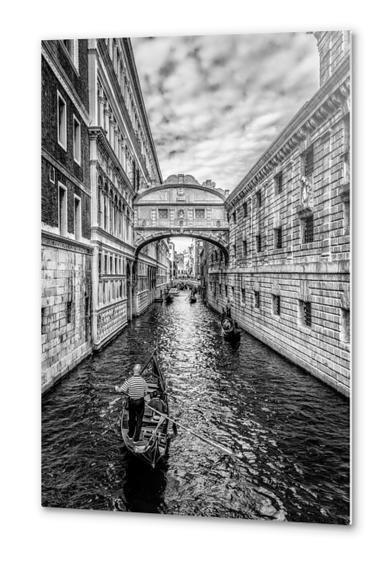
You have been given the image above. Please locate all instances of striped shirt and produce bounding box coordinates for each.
[119,375,148,400]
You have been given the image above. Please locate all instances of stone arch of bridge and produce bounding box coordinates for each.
[134,232,229,264]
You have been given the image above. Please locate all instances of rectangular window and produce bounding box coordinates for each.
[195,208,205,219]
[256,234,262,253]
[341,308,350,343]
[58,185,67,236]
[233,243,236,257]
[225,285,228,297]
[49,165,55,183]
[304,146,314,178]
[300,300,312,327]
[158,209,168,219]
[274,171,283,194]
[274,227,282,249]
[241,288,246,305]
[303,215,314,244]
[73,116,81,164]
[233,211,236,223]
[272,295,281,316]
[254,291,260,309]
[66,300,72,324]
[256,189,262,208]
[243,202,248,217]
[63,40,79,70]
[74,196,81,240]
[243,240,247,256]
[57,91,67,150]
[231,286,235,299]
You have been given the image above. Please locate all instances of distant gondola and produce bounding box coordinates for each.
[165,293,173,305]
[120,353,173,468]
[221,317,241,342]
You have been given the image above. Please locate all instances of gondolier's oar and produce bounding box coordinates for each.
[147,404,239,458]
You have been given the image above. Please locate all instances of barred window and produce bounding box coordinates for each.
[159,209,168,219]
[243,202,248,218]
[274,227,282,249]
[274,171,283,194]
[254,291,260,309]
[341,308,350,343]
[256,234,262,253]
[195,208,205,219]
[300,300,312,327]
[303,215,314,243]
[304,146,314,178]
[241,288,246,305]
[273,295,281,316]
[256,189,262,208]
[66,300,72,323]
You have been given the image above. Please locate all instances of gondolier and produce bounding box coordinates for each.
[115,364,149,443]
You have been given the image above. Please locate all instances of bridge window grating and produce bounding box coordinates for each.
[274,227,282,249]
[195,208,205,219]
[272,295,281,316]
[300,300,312,327]
[303,215,314,243]
[158,209,168,219]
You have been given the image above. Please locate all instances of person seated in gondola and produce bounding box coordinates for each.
[115,364,149,443]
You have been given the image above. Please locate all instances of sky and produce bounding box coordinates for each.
[132,32,319,193]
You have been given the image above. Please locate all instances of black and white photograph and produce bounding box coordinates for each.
[41,31,351,524]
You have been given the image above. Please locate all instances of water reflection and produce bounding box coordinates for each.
[42,290,350,523]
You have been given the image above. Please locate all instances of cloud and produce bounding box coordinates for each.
[132,32,319,192]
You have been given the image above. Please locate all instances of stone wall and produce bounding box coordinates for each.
[205,31,351,396]
[41,235,92,393]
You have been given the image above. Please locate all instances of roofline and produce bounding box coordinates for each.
[123,39,163,184]
[226,53,350,206]
[135,183,226,202]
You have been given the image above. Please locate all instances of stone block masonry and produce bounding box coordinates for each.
[41,234,92,393]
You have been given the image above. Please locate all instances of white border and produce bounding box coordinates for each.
[3,2,388,561]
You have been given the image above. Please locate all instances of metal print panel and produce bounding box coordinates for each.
[41,32,351,523]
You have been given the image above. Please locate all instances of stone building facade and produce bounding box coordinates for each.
[41,38,169,392]
[41,40,93,393]
[204,31,351,396]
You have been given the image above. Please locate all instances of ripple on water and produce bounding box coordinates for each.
[42,292,350,523]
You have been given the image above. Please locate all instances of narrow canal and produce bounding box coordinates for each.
[42,291,350,523]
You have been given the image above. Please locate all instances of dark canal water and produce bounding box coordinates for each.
[42,291,350,523]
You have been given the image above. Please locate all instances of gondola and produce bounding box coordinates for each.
[165,293,173,305]
[221,317,241,342]
[120,353,173,468]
